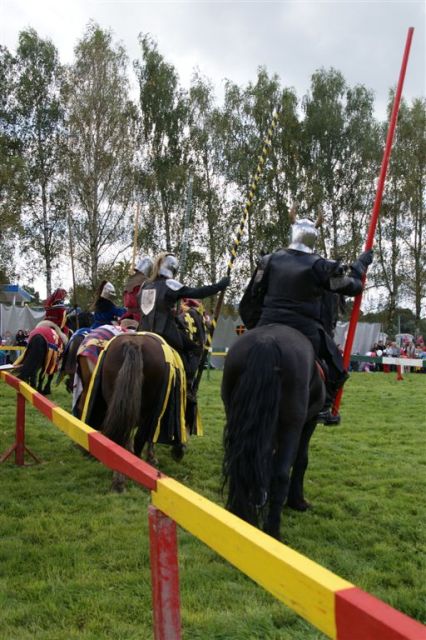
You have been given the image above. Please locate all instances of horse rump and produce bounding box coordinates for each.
[15,334,47,387]
[101,339,144,448]
[222,324,324,540]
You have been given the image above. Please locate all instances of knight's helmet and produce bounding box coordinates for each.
[135,256,153,277]
[159,253,179,278]
[100,281,116,300]
[288,205,321,254]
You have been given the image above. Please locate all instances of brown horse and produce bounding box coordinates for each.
[222,324,325,541]
[79,332,187,490]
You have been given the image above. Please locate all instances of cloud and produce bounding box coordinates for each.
[2,0,424,118]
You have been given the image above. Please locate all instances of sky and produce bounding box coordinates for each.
[1,0,425,298]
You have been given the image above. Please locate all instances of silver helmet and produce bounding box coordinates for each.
[135,256,153,277]
[100,281,116,299]
[159,254,179,278]
[289,218,319,254]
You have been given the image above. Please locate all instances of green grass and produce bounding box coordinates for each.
[1,371,425,639]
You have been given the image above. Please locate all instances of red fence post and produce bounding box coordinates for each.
[148,504,181,640]
[15,392,26,465]
[0,391,41,466]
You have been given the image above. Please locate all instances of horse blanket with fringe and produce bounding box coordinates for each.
[76,325,123,364]
[14,324,66,375]
[72,325,125,411]
[81,332,192,446]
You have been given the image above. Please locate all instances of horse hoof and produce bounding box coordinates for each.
[147,455,159,467]
[263,525,281,541]
[111,482,125,493]
[171,444,187,462]
[287,499,312,512]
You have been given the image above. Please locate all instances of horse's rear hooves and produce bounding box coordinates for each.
[287,499,312,512]
[146,455,159,467]
[111,482,126,493]
[263,525,281,541]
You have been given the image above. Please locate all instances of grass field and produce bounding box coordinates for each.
[1,369,425,639]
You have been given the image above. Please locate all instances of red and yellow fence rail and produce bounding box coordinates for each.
[1,370,425,640]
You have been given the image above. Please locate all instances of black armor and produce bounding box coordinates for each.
[260,249,323,323]
[139,275,229,354]
[240,247,370,422]
[140,279,186,351]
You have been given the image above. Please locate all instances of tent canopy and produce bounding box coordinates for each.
[0,284,33,304]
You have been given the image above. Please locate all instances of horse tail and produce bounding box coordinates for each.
[223,336,282,524]
[16,335,46,384]
[102,341,144,447]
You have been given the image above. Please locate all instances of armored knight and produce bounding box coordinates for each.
[122,256,153,323]
[90,281,126,329]
[239,210,373,425]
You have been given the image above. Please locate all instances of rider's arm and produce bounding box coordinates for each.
[166,277,230,301]
[313,258,363,296]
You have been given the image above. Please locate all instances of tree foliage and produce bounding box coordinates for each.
[65,23,137,290]
[1,25,424,329]
[14,29,67,295]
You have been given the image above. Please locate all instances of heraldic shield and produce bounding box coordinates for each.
[141,288,156,316]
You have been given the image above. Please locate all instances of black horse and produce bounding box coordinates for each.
[16,312,93,395]
[57,312,94,392]
[221,324,325,541]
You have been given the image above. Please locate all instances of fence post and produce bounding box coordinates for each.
[148,504,181,640]
[15,392,26,465]
[0,391,41,466]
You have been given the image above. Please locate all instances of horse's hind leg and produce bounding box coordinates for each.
[111,442,134,493]
[263,428,302,541]
[42,373,54,396]
[287,418,317,511]
[36,370,44,393]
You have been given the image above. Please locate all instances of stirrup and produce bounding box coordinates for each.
[317,409,341,426]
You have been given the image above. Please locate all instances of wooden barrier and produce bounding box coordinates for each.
[1,370,425,640]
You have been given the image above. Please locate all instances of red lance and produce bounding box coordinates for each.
[333,26,415,415]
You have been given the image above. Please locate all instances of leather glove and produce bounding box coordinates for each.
[217,276,230,290]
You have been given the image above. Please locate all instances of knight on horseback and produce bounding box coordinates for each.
[121,255,153,323]
[139,252,229,423]
[239,209,373,425]
[44,288,69,334]
[14,288,70,393]
[90,280,126,329]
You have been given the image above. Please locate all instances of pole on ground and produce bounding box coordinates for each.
[333,26,414,415]
[148,505,181,640]
[0,391,41,465]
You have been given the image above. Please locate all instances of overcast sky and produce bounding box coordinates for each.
[1,0,425,121]
[1,0,425,298]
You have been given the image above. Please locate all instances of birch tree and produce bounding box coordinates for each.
[65,23,137,289]
[14,29,66,295]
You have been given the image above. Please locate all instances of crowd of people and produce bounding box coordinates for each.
[0,329,30,364]
[355,339,426,372]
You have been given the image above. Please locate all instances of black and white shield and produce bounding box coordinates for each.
[141,289,156,315]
